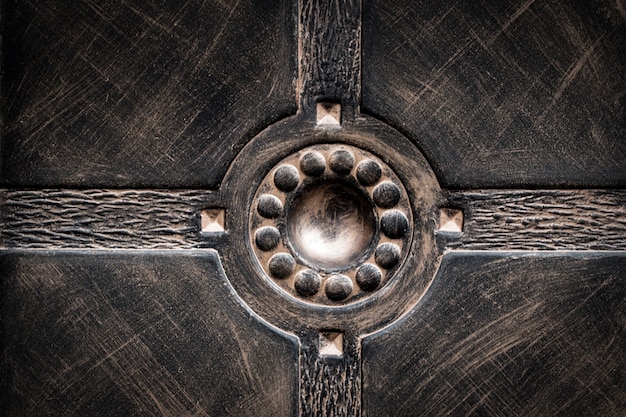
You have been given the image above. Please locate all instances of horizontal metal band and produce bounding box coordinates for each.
[445,190,626,251]
[1,189,624,251]
[0,189,217,250]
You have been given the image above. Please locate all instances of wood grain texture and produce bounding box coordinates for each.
[363,252,626,417]
[446,189,626,250]
[1,0,296,188]
[3,188,625,251]
[299,331,361,417]
[362,0,626,188]
[299,0,361,115]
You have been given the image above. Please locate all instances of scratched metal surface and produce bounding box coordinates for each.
[1,0,625,416]
[363,253,626,416]
[1,0,296,188]
[362,0,626,188]
[0,250,298,416]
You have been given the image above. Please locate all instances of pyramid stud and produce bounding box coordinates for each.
[316,102,341,126]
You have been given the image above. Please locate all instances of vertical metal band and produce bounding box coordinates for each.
[298,0,362,119]
[299,331,361,417]
[296,4,363,411]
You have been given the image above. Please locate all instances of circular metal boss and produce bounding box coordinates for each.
[248,144,413,305]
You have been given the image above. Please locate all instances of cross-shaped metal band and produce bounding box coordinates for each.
[1,1,625,417]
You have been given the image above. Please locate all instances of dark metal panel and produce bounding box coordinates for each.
[1,0,297,188]
[1,250,298,416]
[362,0,626,188]
[363,252,626,416]
[1,0,625,415]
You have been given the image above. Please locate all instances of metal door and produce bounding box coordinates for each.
[2,1,625,416]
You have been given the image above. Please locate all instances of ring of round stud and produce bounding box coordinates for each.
[249,144,412,305]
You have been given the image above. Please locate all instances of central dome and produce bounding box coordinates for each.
[287,181,377,270]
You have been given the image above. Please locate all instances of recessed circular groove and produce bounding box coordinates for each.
[249,144,413,305]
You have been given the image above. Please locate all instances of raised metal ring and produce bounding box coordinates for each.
[249,144,413,305]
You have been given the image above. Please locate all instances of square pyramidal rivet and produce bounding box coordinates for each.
[437,208,463,233]
[200,209,225,233]
[319,331,343,357]
[316,102,341,126]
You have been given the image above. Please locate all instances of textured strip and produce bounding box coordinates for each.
[299,331,361,417]
[446,190,626,250]
[2,189,624,250]
[0,189,218,249]
[299,0,361,115]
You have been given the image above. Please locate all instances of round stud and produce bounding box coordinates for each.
[375,243,401,269]
[254,226,281,251]
[356,263,382,291]
[356,159,382,186]
[294,269,322,297]
[257,194,283,219]
[329,150,355,175]
[325,274,354,301]
[373,181,401,208]
[268,253,296,279]
[380,210,409,239]
[300,152,326,177]
[274,165,300,192]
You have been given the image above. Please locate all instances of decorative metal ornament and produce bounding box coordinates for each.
[2,0,625,415]
[249,144,412,304]
[220,115,444,417]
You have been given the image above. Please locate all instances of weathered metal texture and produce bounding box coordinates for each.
[0,189,216,249]
[446,190,626,250]
[3,0,624,189]
[1,0,297,188]
[1,0,625,416]
[299,331,361,417]
[216,117,445,417]
[2,189,625,251]
[362,0,626,188]
[0,250,298,416]
[299,0,361,116]
[363,253,626,416]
